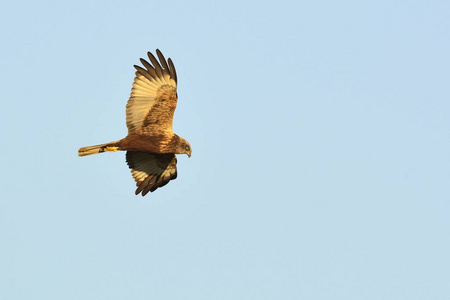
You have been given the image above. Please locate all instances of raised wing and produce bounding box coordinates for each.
[125,151,178,196]
[126,49,178,135]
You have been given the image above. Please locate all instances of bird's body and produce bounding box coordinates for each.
[78,50,191,196]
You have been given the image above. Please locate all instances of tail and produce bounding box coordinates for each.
[78,141,120,157]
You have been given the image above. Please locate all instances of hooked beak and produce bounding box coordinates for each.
[187,151,192,158]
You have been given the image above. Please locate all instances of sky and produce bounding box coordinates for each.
[1,0,449,299]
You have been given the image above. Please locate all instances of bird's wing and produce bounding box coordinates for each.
[125,151,178,196]
[126,49,178,135]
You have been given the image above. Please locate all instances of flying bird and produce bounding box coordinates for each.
[78,50,191,196]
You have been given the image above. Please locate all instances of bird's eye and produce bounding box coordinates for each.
[185,145,190,151]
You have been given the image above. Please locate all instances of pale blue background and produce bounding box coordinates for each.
[1,0,449,299]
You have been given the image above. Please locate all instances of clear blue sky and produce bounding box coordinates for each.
[1,0,449,299]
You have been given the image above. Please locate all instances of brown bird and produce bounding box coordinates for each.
[78,50,191,196]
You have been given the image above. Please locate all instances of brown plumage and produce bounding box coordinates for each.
[78,50,191,196]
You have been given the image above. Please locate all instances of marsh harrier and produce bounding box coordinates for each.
[78,50,191,196]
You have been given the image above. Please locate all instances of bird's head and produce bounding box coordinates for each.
[181,139,192,157]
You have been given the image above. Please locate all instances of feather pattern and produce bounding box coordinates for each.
[126,151,178,196]
[126,49,177,135]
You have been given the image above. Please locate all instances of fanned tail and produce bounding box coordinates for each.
[78,142,120,157]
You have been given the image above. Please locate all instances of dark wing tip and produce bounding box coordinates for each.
[167,58,177,83]
[136,50,177,83]
[156,49,170,73]
[147,51,163,77]
[134,64,147,74]
[139,58,149,67]
[134,65,156,81]
[147,51,161,68]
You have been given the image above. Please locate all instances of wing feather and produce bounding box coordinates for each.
[156,49,170,73]
[126,50,178,134]
[168,58,177,83]
[126,151,178,196]
[134,66,155,82]
[139,58,155,73]
[147,51,163,76]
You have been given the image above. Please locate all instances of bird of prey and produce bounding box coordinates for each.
[78,50,191,196]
